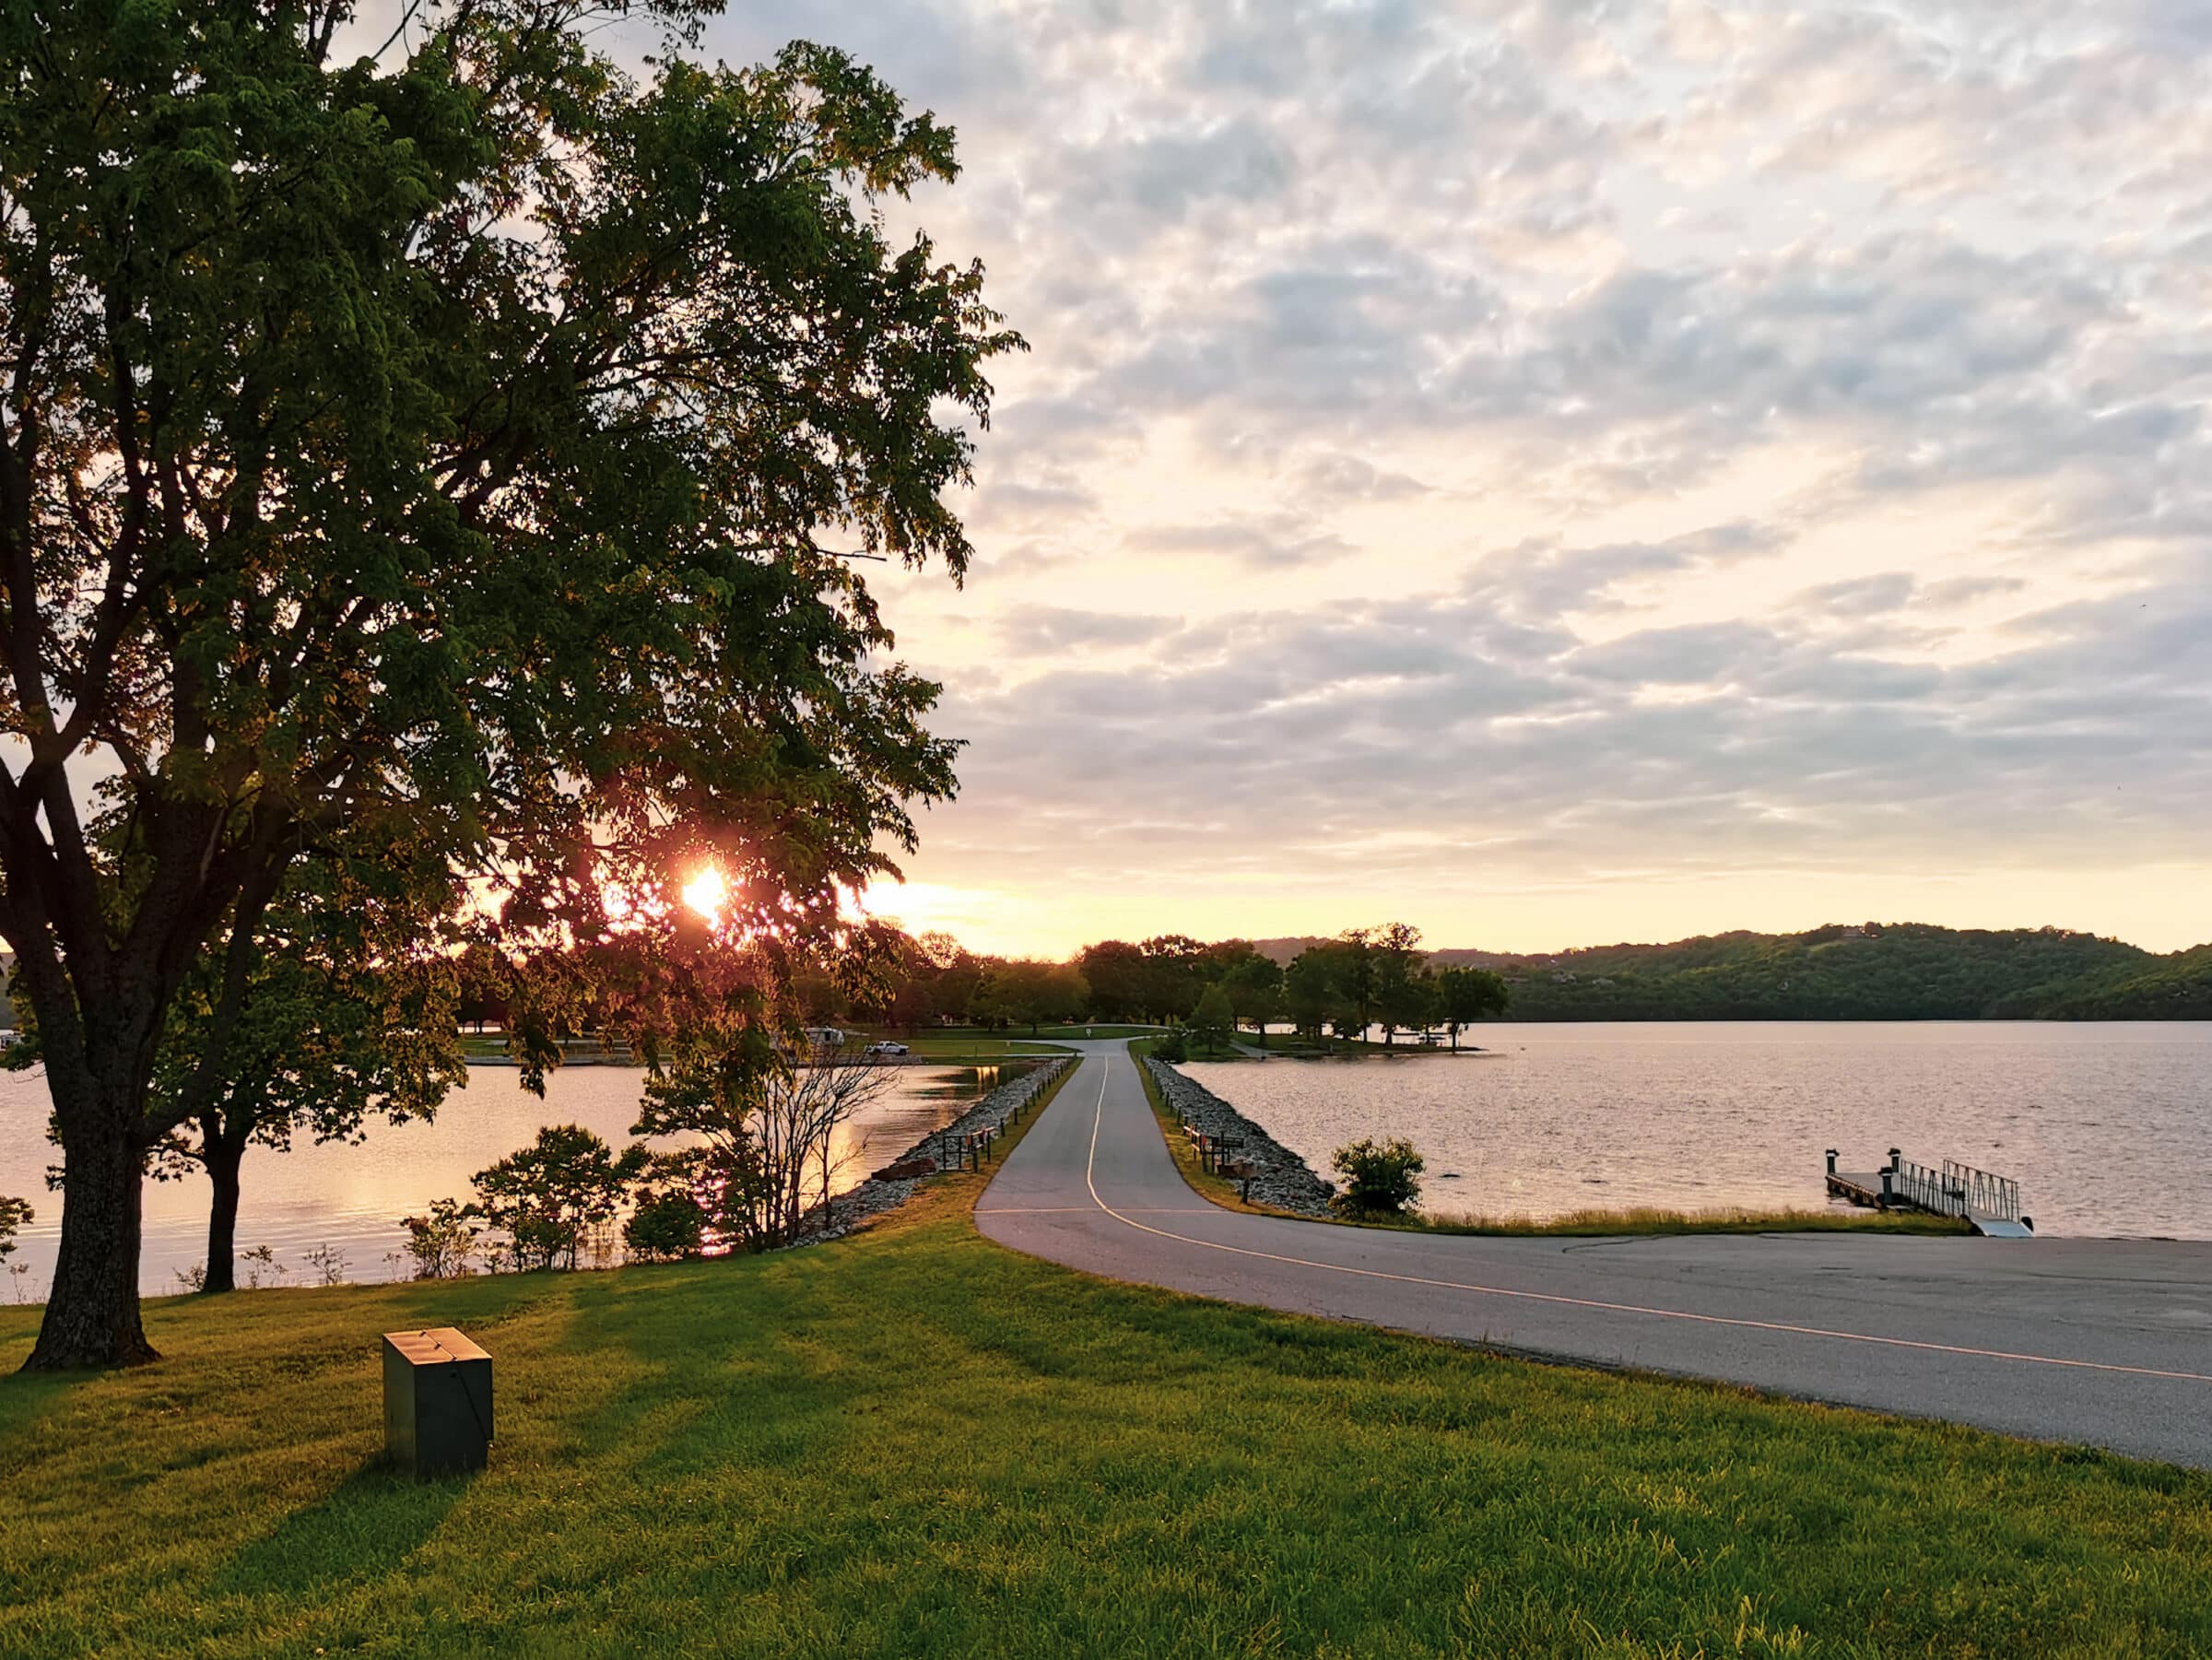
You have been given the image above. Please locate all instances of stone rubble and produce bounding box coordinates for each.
[1143,1055,1335,1217]
[783,1055,1077,1246]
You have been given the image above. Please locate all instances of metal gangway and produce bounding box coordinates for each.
[1826,1149,2031,1237]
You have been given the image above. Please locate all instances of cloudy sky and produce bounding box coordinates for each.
[707,1,2212,958]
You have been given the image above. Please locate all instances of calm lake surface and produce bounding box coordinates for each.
[1184,1022,2212,1240]
[0,1061,1021,1298]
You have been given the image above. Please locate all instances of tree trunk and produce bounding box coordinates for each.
[201,1136,245,1295]
[25,1124,156,1370]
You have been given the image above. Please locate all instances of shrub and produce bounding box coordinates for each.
[471,1124,648,1271]
[1330,1136,1425,1218]
[303,1243,349,1287]
[398,1196,480,1279]
[1151,1027,1189,1063]
[625,1188,707,1263]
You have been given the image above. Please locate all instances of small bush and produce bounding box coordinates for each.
[1330,1136,1425,1218]
[625,1189,707,1262]
[1151,1027,1189,1063]
[398,1197,480,1279]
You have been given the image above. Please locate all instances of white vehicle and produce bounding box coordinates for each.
[865,1041,911,1057]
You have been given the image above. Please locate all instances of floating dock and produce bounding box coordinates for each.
[1827,1148,2032,1238]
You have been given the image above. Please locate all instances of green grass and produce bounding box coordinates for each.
[4,1144,2207,1654]
[1133,1041,1293,1216]
[856,1030,1073,1063]
[1023,1022,1161,1039]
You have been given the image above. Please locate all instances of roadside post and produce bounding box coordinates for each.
[383,1327,494,1476]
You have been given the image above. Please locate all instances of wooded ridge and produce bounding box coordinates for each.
[1249,924,2212,1020]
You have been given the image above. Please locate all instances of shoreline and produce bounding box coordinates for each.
[1141,1055,1335,1216]
[792,1056,1077,1242]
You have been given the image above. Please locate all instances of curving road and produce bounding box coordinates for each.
[977,1042,2212,1468]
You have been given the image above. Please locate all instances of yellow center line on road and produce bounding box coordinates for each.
[1077,1053,2212,1387]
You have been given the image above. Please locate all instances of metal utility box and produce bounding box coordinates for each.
[382,1327,493,1476]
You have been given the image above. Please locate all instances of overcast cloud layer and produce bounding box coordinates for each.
[707,0,2212,955]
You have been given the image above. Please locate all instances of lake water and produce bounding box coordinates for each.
[1184,1022,2212,1240]
[0,1061,1022,1298]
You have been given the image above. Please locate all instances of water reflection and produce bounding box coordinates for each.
[1186,1021,2212,1239]
[0,1058,1035,1298]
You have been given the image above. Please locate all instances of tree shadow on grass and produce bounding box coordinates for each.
[0,1366,86,1463]
[217,1459,469,1598]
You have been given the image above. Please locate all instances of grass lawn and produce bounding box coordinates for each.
[858,1030,1074,1063]
[4,1126,2207,1654]
[1023,1022,1161,1039]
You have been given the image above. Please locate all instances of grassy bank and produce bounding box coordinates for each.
[1133,1042,1295,1216]
[6,1135,2208,1654]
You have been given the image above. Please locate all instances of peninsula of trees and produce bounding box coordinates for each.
[623,919,2212,1039]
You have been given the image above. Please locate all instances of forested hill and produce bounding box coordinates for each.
[1250,926,2212,1019]
[1425,924,2212,1020]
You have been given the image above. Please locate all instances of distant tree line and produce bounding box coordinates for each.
[1443,923,2212,1021]
[482,924,1512,1056]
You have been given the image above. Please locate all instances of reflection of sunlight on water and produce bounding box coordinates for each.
[0,1059,1033,1298]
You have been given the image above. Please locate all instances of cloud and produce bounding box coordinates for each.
[995,606,1182,653]
[686,0,2212,949]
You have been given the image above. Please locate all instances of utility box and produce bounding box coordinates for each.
[382,1327,493,1476]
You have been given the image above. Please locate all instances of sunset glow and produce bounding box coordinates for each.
[680,865,728,927]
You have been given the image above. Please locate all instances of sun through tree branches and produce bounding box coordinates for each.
[0,3,1020,1367]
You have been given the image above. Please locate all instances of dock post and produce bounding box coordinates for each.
[1878,1167,1893,1207]
[1888,1148,1901,1173]
[1825,1148,1837,1175]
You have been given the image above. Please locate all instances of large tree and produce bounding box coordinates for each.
[0,4,1018,1367]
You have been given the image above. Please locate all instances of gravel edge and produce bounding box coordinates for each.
[782,1055,1078,1245]
[1141,1055,1335,1217]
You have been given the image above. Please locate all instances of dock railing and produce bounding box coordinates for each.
[1886,1156,2021,1220]
[1941,1159,2021,1221]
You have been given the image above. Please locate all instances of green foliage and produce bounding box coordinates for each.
[396,1198,480,1281]
[632,1023,892,1250]
[969,960,1089,1032]
[469,1125,648,1273]
[5,1215,2208,1656]
[1434,965,1510,1043]
[1331,1136,1427,1218]
[3,1,1017,1362]
[0,1195,29,1263]
[623,1187,707,1265]
[1217,953,1284,1041]
[1150,1026,1190,1063]
[1186,984,1236,1054]
[1448,923,2209,1020]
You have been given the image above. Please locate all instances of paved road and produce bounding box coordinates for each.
[978,1042,2212,1468]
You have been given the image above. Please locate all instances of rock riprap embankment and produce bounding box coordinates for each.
[797,1055,1077,1243]
[1143,1056,1335,1217]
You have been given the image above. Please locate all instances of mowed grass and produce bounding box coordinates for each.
[4,1176,2209,1655]
[868,1030,1074,1062]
